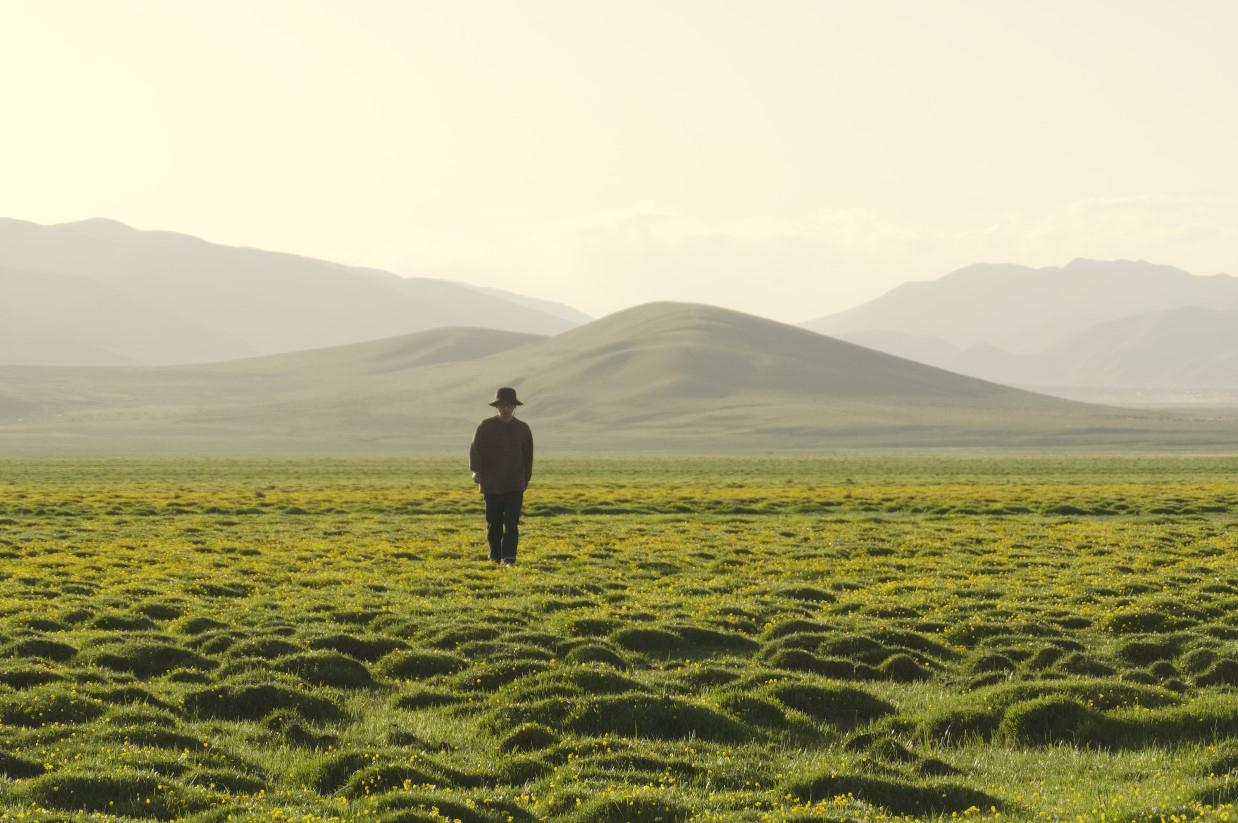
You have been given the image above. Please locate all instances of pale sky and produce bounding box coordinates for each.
[3,0,1236,323]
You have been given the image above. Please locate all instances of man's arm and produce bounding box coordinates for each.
[523,425,534,487]
[469,425,484,484]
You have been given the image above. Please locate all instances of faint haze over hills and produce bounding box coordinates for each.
[4,302,1226,455]
[6,216,1238,408]
[0,218,588,366]
[804,259,1238,402]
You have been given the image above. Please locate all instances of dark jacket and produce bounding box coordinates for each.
[469,416,533,494]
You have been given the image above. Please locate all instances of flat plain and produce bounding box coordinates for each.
[3,454,1238,822]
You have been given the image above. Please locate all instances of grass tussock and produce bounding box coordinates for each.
[2,454,1238,821]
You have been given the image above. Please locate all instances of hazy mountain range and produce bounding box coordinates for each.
[0,218,588,366]
[2,302,1230,454]
[4,216,1238,454]
[802,259,1238,399]
[6,219,1238,403]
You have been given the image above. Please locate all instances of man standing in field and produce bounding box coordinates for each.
[469,387,534,565]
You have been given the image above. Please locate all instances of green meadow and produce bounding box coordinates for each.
[4,454,1238,822]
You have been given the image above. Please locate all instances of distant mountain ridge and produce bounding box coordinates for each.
[803,259,1238,395]
[0,218,588,366]
[2,301,1227,454]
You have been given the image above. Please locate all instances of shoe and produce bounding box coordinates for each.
[501,557,516,566]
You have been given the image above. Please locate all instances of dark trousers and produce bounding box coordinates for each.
[484,490,524,561]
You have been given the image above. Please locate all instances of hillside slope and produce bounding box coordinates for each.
[0,303,1228,453]
[0,218,584,365]
[835,306,1238,392]
[804,259,1238,354]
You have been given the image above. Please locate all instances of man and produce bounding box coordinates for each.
[469,387,534,565]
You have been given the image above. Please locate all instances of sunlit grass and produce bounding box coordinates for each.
[2,454,1238,821]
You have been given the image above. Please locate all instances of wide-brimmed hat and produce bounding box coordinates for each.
[489,387,523,406]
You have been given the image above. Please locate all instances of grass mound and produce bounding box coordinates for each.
[1114,636,1181,666]
[393,688,464,710]
[966,652,1017,675]
[787,773,1003,815]
[1199,740,1238,777]
[580,752,698,779]
[566,617,623,637]
[572,795,691,823]
[97,726,210,752]
[265,710,340,749]
[562,643,630,669]
[920,678,1180,745]
[818,632,901,665]
[18,772,211,820]
[1054,652,1117,677]
[1102,609,1191,634]
[274,651,376,689]
[531,667,647,697]
[879,653,933,682]
[918,705,1004,744]
[136,601,186,621]
[187,767,267,794]
[871,628,958,661]
[454,660,549,690]
[670,624,759,654]
[458,640,555,663]
[611,626,685,654]
[301,750,468,799]
[302,751,375,794]
[1001,697,1109,745]
[183,682,344,723]
[344,763,450,797]
[6,636,77,662]
[228,636,303,659]
[1122,695,1238,746]
[663,666,742,695]
[377,649,467,679]
[376,792,536,823]
[765,681,896,728]
[499,722,560,752]
[429,625,501,648]
[309,633,409,661]
[85,640,217,678]
[0,688,106,727]
[763,619,831,640]
[970,678,1179,713]
[90,612,158,631]
[764,648,860,679]
[189,630,243,655]
[176,616,228,635]
[774,586,837,604]
[1194,658,1238,687]
[715,691,789,727]
[0,750,47,778]
[569,694,752,742]
[485,697,576,733]
[0,664,66,689]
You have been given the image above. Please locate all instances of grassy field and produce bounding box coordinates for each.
[4,454,1238,821]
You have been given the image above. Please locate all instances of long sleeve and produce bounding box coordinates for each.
[469,424,484,473]
[524,429,534,487]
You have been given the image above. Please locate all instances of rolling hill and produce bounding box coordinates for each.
[804,259,1238,354]
[803,259,1238,397]
[0,218,588,366]
[1029,305,1238,388]
[1,302,1229,454]
[831,306,1238,397]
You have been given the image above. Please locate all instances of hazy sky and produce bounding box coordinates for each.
[3,1,1237,322]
